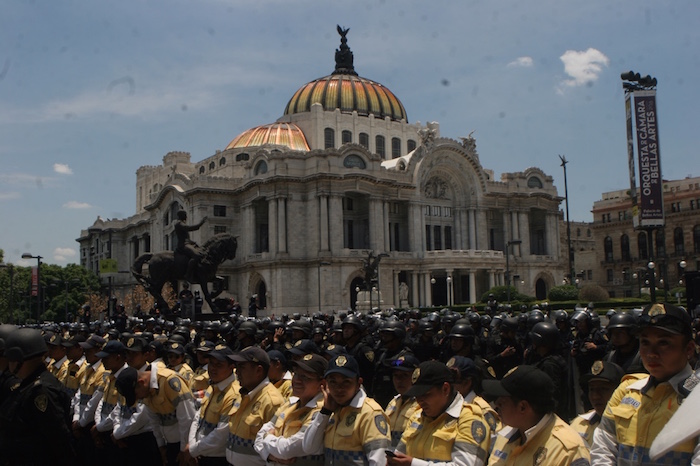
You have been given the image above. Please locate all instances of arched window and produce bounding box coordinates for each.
[576,228,581,237]
[694,225,700,253]
[236,152,250,162]
[604,236,614,262]
[324,128,335,149]
[407,139,417,152]
[375,135,386,158]
[674,227,685,255]
[621,234,631,261]
[343,154,366,169]
[527,177,543,189]
[638,232,648,259]
[359,132,369,149]
[655,229,666,257]
[342,130,352,144]
[209,161,215,170]
[254,161,268,175]
[391,137,401,158]
[219,157,226,166]
[199,166,205,174]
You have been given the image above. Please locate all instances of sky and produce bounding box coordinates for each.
[1,0,698,266]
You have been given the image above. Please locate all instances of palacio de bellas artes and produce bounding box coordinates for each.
[77,27,565,316]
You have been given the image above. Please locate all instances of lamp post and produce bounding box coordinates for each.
[317,261,331,314]
[505,240,522,304]
[648,260,657,303]
[446,275,453,307]
[0,263,14,324]
[21,253,43,322]
[559,155,575,285]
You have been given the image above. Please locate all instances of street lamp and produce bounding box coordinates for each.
[21,253,43,321]
[0,263,15,324]
[505,240,522,304]
[648,260,657,303]
[446,275,453,307]
[317,261,331,314]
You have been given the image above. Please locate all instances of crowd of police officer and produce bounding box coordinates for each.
[1,296,699,465]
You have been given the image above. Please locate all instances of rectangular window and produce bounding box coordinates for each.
[376,135,386,158]
[342,130,352,144]
[432,206,441,216]
[391,137,401,158]
[347,220,354,249]
[324,128,335,149]
[344,198,354,211]
[359,133,369,149]
[434,225,442,250]
[214,225,227,234]
[213,205,226,217]
[444,207,452,217]
[394,223,401,251]
[607,269,614,282]
[445,226,452,250]
[425,225,432,251]
[424,205,431,216]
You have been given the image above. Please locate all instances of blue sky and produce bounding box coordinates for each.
[1,0,698,266]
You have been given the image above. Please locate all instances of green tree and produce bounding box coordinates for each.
[548,285,579,301]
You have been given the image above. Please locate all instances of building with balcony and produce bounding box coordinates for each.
[77,30,564,314]
[591,175,700,298]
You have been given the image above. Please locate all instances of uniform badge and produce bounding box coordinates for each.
[484,412,497,431]
[10,382,20,391]
[50,335,58,344]
[365,351,374,362]
[127,337,135,347]
[303,354,313,361]
[169,377,182,392]
[171,343,179,349]
[295,340,303,347]
[648,303,666,317]
[34,394,48,412]
[375,415,388,436]
[504,366,518,379]
[533,446,547,466]
[346,412,357,426]
[252,401,262,413]
[336,355,347,367]
[215,344,227,350]
[488,367,496,378]
[591,361,604,376]
[412,368,421,384]
[471,420,486,443]
[327,345,336,351]
[446,357,456,368]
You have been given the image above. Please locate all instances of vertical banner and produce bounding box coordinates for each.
[625,93,640,228]
[31,266,38,296]
[634,90,664,227]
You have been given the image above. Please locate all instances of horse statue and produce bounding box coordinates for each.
[131,233,237,314]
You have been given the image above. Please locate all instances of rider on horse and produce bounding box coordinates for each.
[174,210,208,283]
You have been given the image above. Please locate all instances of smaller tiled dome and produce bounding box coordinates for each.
[226,122,310,151]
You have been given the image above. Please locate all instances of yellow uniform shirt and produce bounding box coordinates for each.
[591,368,699,465]
[274,377,293,401]
[255,394,324,466]
[188,373,238,458]
[569,410,599,448]
[489,414,590,466]
[302,388,391,466]
[226,378,285,466]
[64,358,86,397]
[385,394,420,447]
[174,362,195,385]
[143,365,196,448]
[397,393,491,465]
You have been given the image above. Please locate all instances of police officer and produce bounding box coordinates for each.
[484,365,590,465]
[255,353,328,466]
[0,327,76,465]
[384,352,421,447]
[302,354,391,466]
[390,360,492,466]
[591,303,700,464]
[226,346,285,466]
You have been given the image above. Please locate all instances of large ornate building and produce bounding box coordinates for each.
[77,29,565,314]
[591,175,700,298]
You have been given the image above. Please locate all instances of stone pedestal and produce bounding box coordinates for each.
[355,290,385,313]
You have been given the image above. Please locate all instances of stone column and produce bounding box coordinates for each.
[269,198,278,254]
[469,271,477,304]
[489,270,495,289]
[411,271,420,308]
[329,196,344,252]
[369,198,384,252]
[277,197,287,253]
[519,211,530,256]
[468,209,476,250]
[477,209,488,250]
[384,201,391,253]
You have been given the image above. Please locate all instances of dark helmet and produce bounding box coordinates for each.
[449,323,476,342]
[605,309,618,319]
[418,318,435,334]
[290,318,313,337]
[5,328,48,361]
[173,326,190,342]
[341,315,364,331]
[571,310,591,326]
[587,310,601,328]
[177,210,187,220]
[527,310,546,329]
[467,312,480,325]
[238,320,258,337]
[0,324,18,353]
[379,320,407,341]
[606,312,638,331]
[552,309,569,325]
[479,314,492,327]
[517,313,529,325]
[530,321,559,349]
[441,312,460,327]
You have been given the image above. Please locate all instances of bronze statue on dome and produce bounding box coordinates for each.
[334,25,357,76]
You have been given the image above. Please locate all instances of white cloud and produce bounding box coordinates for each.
[53,247,77,262]
[507,56,534,68]
[558,48,609,91]
[54,163,73,175]
[0,191,20,201]
[0,173,54,187]
[63,200,93,209]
